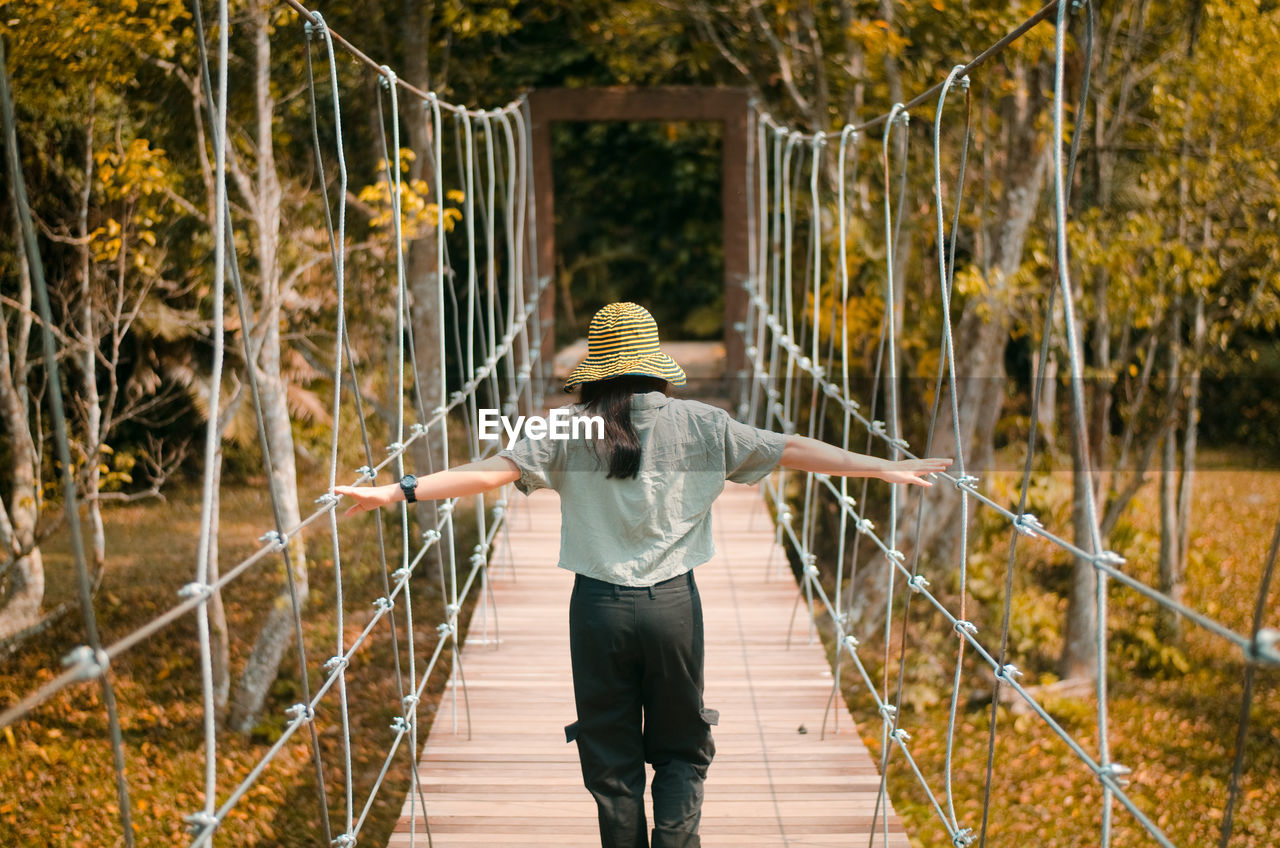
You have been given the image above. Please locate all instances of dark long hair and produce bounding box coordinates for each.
[578,375,670,479]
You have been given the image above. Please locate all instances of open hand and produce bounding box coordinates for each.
[880,457,952,487]
[332,483,398,517]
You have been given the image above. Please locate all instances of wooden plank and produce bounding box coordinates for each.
[390,482,908,847]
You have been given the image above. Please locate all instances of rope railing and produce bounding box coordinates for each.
[5,0,1279,846]
[740,2,1278,847]
[1,2,548,846]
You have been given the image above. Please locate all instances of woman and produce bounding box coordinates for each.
[335,302,950,848]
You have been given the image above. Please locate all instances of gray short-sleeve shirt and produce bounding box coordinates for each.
[499,392,786,586]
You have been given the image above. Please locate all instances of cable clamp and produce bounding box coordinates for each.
[1093,550,1127,570]
[778,508,793,524]
[379,65,397,89]
[766,387,781,401]
[890,436,910,451]
[423,528,442,542]
[373,597,394,613]
[286,703,315,724]
[856,517,876,536]
[803,564,819,580]
[303,12,327,39]
[870,420,887,437]
[953,827,976,847]
[1100,762,1132,789]
[445,603,460,618]
[390,716,410,734]
[842,634,860,652]
[437,622,456,637]
[996,663,1023,682]
[259,530,287,549]
[355,465,377,480]
[955,475,980,491]
[823,381,840,398]
[409,422,426,437]
[746,345,758,359]
[402,694,419,710]
[1013,513,1043,536]
[879,703,897,721]
[1246,628,1280,665]
[732,321,747,333]
[316,492,339,507]
[184,811,219,834]
[797,355,811,372]
[887,549,906,564]
[331,834,356,848]
[907,574,930,593]
[62,645,108,681]
[439,501,455,515]
[391,567,411,583]
[386,441,404,455]
[470,551,487,566]
[178,582,212,601]
[324,655,348,673]
[432,404,447,415]
[449,390,463,404]
[954,619,978,637]
[890,727,911,744]
[844,397,861,413]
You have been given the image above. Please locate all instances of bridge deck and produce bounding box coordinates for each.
[391,482,908,847]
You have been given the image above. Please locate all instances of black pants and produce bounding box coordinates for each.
[566,572,718,848]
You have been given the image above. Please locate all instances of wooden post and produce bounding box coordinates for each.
[526,87,751,394]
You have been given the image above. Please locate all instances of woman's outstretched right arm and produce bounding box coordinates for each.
[779,434,951,487]
[333,455,520,517]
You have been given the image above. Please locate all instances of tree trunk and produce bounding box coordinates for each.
[77,95,107,579]
[228,1,309,732]
[0,201,44,639]
[1061,422,1099,681]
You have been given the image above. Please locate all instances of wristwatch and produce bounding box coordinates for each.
[399,474,418,503]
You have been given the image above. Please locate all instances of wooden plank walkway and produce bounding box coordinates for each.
[391,482,909,847]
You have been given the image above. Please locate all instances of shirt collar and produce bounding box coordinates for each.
[631,391,672,409]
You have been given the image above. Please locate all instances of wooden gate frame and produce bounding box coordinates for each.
[528,86,750,390]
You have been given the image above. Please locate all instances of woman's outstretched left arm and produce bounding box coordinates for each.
[333,455,520,517]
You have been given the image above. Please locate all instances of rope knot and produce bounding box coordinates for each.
[1246,628,1280,666]
[178,582,212,601]
[1100,762,1132,789]
[303,12,327,39]
[324,655,348,673]
[1093,550,1126,570]
[1014,513,1043,536]
[62,645,108,681]
[285,703,315,724]
[183,811,219,835]
[996,663,1023,682]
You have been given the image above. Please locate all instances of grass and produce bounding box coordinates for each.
[818,459,1280,847]
[0,465,485,847]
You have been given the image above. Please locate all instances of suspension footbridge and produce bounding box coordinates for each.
[1,1,1276,847]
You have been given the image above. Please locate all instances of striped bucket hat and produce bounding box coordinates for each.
[563,302,687,392]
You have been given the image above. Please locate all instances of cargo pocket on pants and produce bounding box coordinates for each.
[698,708,719,727]
[564,720,581,743]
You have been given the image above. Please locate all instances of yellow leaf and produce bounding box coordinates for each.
[2,726,14,749]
